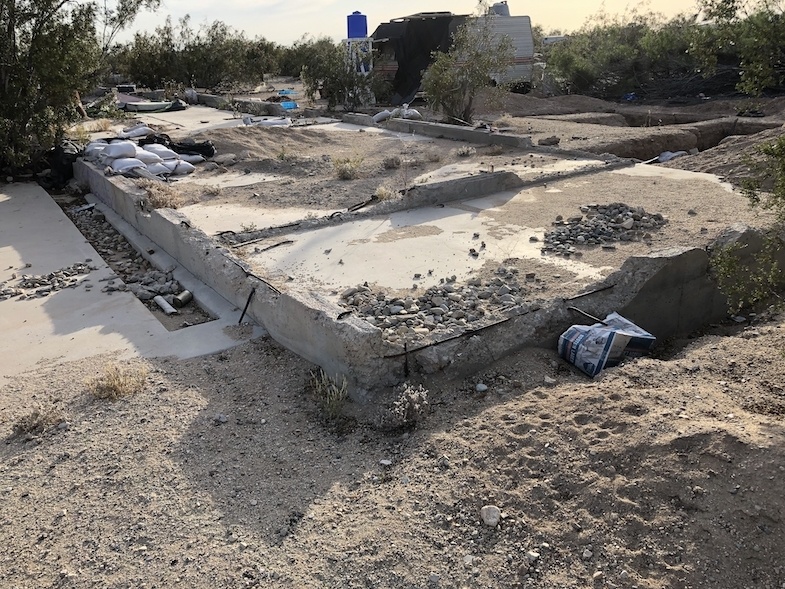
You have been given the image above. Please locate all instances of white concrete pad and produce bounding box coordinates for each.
[179,203,319,235]
[242,188,606,294]
[0,184,260,387]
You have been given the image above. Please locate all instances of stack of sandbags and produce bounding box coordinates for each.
[84,139,203,177]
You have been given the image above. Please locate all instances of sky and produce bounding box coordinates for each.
[122,0,699,46]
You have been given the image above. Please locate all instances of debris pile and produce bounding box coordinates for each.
[67,203,185,306]
[542,202,667,256]
[340,266,542,343]
[0,263,95,301]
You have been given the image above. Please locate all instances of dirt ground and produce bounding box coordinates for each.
[3,92,785,589]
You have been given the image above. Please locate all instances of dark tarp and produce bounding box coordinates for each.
[373,13,466,105]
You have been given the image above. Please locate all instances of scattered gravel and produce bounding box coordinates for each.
[339,266,544,344]
[0,262,95,300]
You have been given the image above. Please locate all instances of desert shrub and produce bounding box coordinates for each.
[11,402,61,438]
[118,16,279,91]
[300,38,377,109]
[422,6,514,123]
[710,136,785,311]
[135,179,184,209]
[456,146,477,158]
[693,0,785,96]
[87,364,149,400]
[0,0,157,171]
[334,156,363,180]
[377,382,429,431]
[382,155,402,169]
[374,184,396,200]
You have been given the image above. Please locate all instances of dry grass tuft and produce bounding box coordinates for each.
[88,364,149,400]
[374,184,397,201]
[202,184,223,197]
[425,150,443,163]
[494,114,517,127]
[334,156,363,180]
[456,145,477,158]
[308,369,348,421]
[135,179,184,209]
[11,402,61,437]
[382,155,402,169]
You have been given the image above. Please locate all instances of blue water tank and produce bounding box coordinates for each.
[491,1,511,16]
[347,11,367,39]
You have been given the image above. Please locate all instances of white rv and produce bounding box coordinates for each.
[371,2,536,104]
[487,12,535,90]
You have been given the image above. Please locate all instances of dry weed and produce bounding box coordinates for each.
[87,364,149,400]
[425,150,443,163]
[382,155,402,169]
[135,179,184,209]
[487,144,504,156]
[374,184,397,200]
[11,402,61,437]
[456,145,477,158]
[494,114,517,127]
[334,156,363,180]
[308,369,348,421]
[203,184,223,197]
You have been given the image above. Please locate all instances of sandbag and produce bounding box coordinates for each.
[145,163,171,176]
[109,157,146,173]
[84,141,108,158]
[171,161,196,175]
[179,153,205,164]
[143,143,179,160]
[118,125,155,139]
[103,141,137,158]
[134,147,164,164]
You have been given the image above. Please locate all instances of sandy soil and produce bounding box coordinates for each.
[3,92,785,589]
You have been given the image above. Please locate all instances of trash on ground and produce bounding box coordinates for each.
[558,311,656,377]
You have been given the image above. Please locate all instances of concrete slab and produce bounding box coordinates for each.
[239,187,608,296]
[0,183,262,387]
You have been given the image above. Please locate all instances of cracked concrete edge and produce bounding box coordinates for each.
[410,246,733,380]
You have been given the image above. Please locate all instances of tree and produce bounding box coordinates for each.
[695,0,785,95]
[0,0,156,171]
[421,5,514,123]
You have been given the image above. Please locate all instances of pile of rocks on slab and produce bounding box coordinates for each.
[541,202,667,256]
[0,262,95,301]
[340,267,542,344]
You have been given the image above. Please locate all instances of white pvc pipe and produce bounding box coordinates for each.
[153,295,179,315]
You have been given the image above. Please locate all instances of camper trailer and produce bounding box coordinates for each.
[371,2,534,104]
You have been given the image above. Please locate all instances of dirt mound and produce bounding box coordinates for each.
[2,310,784,588]
[664,125,785,184]
[475,90,620,117]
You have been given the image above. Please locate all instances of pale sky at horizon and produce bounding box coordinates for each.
[121,0,699,46]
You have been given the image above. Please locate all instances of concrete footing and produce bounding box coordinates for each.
[75,152,753,399]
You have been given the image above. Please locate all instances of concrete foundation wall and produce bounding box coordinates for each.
[74,160,389,397]
[75,162,753,394]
